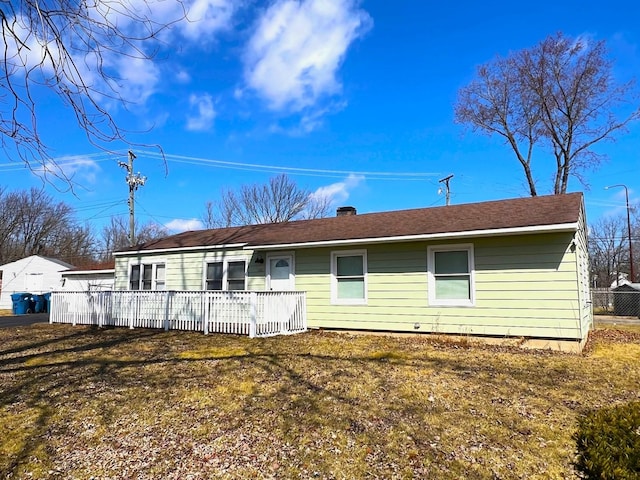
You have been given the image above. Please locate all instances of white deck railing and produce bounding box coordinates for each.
[49,290,307,338]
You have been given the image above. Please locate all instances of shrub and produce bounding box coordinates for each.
[574,401,640,479]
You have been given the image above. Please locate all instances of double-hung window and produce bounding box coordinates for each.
[205,259,246,291]
[205,262,223,290]
[331,250,367,305]
[428,245,474,306]
[129,262,166,290]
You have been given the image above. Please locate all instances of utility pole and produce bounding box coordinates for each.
[605,184,634,282]
[439,174,454,206]
[118,151,146,247]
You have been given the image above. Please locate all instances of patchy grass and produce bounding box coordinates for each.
[0,324,639,479]
[593,321,640,334]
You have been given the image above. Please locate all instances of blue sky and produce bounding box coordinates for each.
[1,0,639,235]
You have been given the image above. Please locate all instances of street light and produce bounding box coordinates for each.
[605,184,634,283]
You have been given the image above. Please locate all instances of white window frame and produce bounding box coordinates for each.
[128,260,166,291]
[202,257,248,291]
[428,244,475,307]
[331,249,368,305]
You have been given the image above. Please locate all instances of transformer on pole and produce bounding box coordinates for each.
[118,150,146,247]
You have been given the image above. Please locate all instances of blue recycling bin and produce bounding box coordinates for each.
[32,294,46,314]
[11,293,33,315]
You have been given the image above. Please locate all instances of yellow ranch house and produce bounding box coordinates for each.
[103,193,591,351]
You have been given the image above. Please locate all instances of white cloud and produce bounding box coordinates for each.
[244,0,372,111]
[310,173,364,206]
[165,218,204,232]
[176,70,192,83]
[91,0,236,104]
[35,156,102,185]
[180,0,237,40]
[186,94,216,131]
[299,100,346,133]
[92,0,236,42]
[0,0,236,113]
[109,55,161,105]
[268,102,344,135]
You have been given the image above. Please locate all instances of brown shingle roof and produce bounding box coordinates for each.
[64,259,115,273]
[117,193,583,253]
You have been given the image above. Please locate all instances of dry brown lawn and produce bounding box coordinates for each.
[1,323,639,479]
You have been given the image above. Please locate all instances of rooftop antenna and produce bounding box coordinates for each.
[119,150,146,246]
[438,174,454,206]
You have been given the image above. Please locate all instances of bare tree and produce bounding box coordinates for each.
[303,193,333,221]
[0,187,21,258]
[0,187,96,264]
[589,216,632,287]
[201,201,218,230]
[202,174,331,228]
[40,224,95,267]
[100,216,168,258]
[455,33,640,196]
[0,0,181,183]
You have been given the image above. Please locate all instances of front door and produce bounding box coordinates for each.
[267,255,294,291]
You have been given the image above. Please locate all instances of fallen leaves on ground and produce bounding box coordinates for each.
[1,324,639,479]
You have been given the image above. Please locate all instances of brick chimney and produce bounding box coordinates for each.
[336,206,357,217]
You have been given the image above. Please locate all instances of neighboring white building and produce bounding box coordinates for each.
[61,261,115,291]
[610,272,631,288]
[0,255,74,310]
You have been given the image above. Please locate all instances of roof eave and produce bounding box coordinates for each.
[110,222,579,255]
[113,243,249,257]
[248,222,579,251]
[62,269,115,275]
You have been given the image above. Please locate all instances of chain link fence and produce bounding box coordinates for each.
[592,287,640,317]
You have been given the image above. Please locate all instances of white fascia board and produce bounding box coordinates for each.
[248,223,579,251]
[62,269,115,275]
[113,243,248,257]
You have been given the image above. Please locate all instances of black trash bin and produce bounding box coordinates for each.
[32,294,46,314]
[10,293,33,315]
[612,284,640,316]
[43,292,52,313]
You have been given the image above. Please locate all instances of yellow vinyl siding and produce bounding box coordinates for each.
[113,225,589,342]
[574,202,592,335]
[307,304,581,320]
[301,318,581,339]
[115,249,265,291]
[475,289,580,301]
[299,233,585,340]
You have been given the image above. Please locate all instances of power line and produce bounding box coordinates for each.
[137,150,441,180]
[83,202,126,222]
[73,199,125,213]
[135,200,172,227]
[0,152,115,170]
[2,149,443,183]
